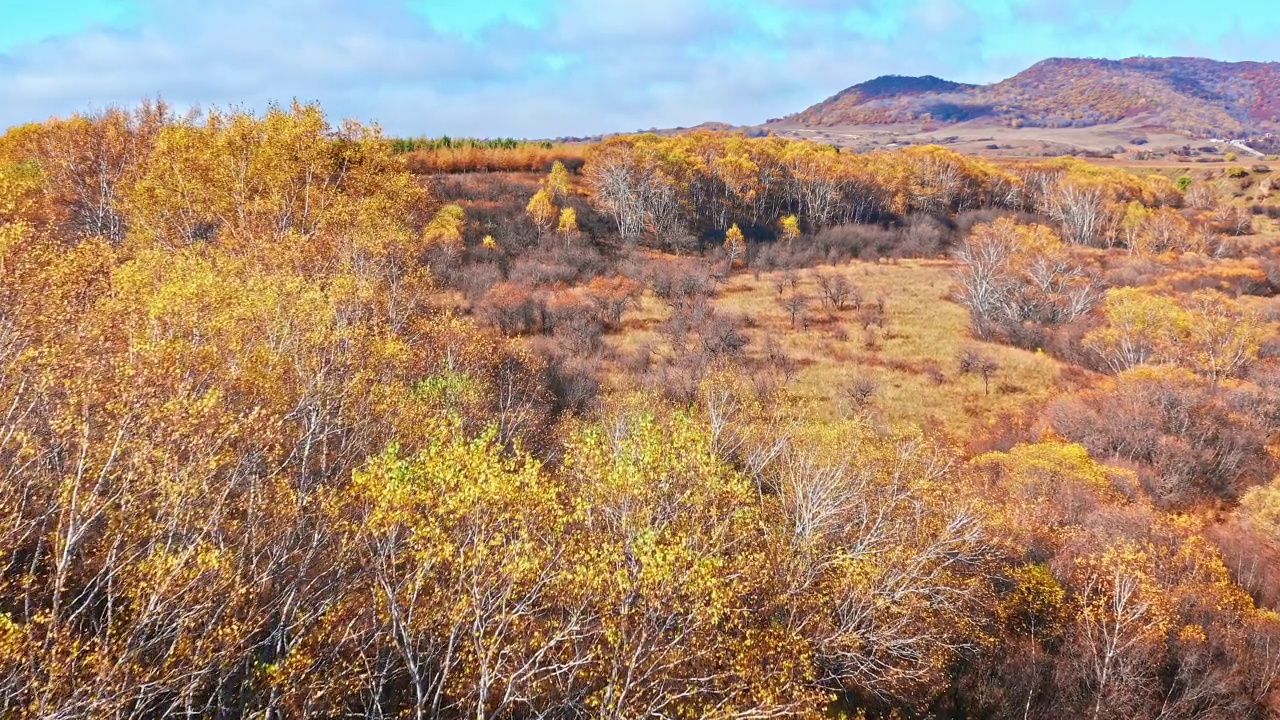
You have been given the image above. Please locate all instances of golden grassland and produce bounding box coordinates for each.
[607,259,1075,441]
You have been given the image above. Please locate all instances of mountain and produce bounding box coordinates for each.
[779,57,1280,138]
[809,75,976,106]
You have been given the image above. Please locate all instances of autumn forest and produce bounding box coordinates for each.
[5,100,1280,720]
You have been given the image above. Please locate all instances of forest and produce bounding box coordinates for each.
[2,101,1280,719]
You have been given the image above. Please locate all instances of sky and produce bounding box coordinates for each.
[0,0,1277,138]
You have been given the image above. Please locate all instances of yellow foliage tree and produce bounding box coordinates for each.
[556,205,578,237]
[525,188,556,237]
[126,102,426,259]
[560,405,820,716]
[1066,540,1173,720]
[545,159,571,201]
[1240,480,1280,540]
[1183,290,1265,381]
[724,222,746,267]
[1084,287,1189,373]
[779,214,801,244]
[1121,200,1151,250]
[423,202,466,249]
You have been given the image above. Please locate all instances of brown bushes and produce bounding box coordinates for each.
[479,281,543,335]
[755,219,954,269]
[1046,368,1280,508]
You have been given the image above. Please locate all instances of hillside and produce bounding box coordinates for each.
[781,56,1280,138]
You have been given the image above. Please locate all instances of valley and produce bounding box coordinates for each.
[4,49,1280,720]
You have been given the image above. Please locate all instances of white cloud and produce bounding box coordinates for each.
[0,0,1272,137]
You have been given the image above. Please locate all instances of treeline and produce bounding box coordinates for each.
[394,135,587,175]
[2,103,1280,719]
[579,132,1250,254]
[390,136,552,153]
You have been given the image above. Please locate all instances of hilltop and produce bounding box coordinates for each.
[778,56,1280,139]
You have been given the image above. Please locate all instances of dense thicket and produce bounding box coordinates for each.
[571,133,1252,274]
[2,105,1279,719]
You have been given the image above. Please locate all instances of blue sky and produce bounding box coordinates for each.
[0,0,1277,137]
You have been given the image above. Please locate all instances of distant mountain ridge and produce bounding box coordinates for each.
[779,57,1280,138]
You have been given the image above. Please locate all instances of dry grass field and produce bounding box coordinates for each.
[606,258,1073,440]
[767,120,1280,166]
[766,118,1197,155]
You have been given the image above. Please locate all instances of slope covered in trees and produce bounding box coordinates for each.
[3,103,1280,719]
[784,56,1280,137]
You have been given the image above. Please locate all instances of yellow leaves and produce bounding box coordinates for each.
[1240,480,1280,541]
[585,131,1031,236]
[1176,623,1208,643]
[981,216,1067,261]
[891,144,1017,214]
[422,202,466,249]
[1085,286,1266,379]
[3,110,824,719]
[553,404,823,715]
[125,102,428,265]
[0,219,34,269]
[1103,286,1187,332]
[525,187,556,236]
[712,144,760,199]
[724,222,746,265]
[1182,289,1266,381]
[1121,199,1152,247]
[106,248,335,373]
[1084,286,1189,373]
[524,163,576,237]
[1167,529,1255,619]
[1000,563,1068,638]
[779,214,801,243]
[0,159,42,222]
[1,228,117,348]
[10,103,1280,718]
[545,159,572,200]
[351,423,553,541]
[0,611,24,663]
[565,405,758,577]
[1072,540,1173,638]
[567,407,741,520]
[556,205,578,236]
[1141,173,1182,207]
[1033,156,1148,199]
[970,440,1141,561]
[261,647,316,695]
[12,105,165,244]
[974,440,1130,506]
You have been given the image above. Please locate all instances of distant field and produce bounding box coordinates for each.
[766,118,1279,162]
